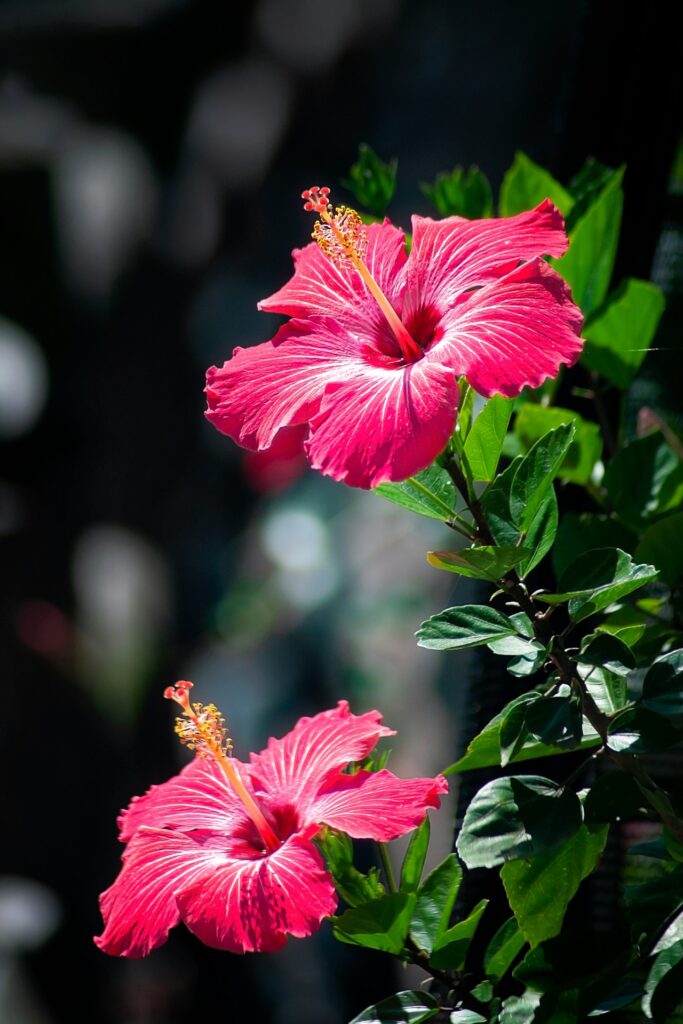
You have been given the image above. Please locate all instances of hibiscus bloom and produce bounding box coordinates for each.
[95,682,447,956]
[205,187,583,489]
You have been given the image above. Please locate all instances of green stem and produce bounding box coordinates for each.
[378,843,397,893]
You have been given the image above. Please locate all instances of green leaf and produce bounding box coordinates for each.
[583,771,650,825]
[500,696,583,766]
[514,404,602,485]
[510,423,575,533]
[343,143,397,217]
[410,853,462,954]
[429,899,489,970]
[642,651,683,716]
[499,152,574,218]
[484,916,527,982]
[457,383,476,439]
[333,893,416,954]
[538,548,659,622]
[603,432,683,531]
[421,165,493,218]
[606,706,682,754]
[581,665,629,715]
[566,158,616,229]
[449,1012,487,1024]
[554,166,624,315]
[416,604,518,651]
[446,692,601,773]
[642,939,683,1021]
[582,278,666,388]
[400,818,430,893]
[500,990,579,1024]
[349,991,440,1024]
[499,992,542,1024]
[317,829,385,906]
[579,631,636,676]
[464,395,514,481]
[552,513,637,579]
[427,545,532,581]
[654,908,683,955]
[374,464,457,521]
[501,824,608,946]
[636,511,683,588]
[456,776,583,869]
[482,455,559,577]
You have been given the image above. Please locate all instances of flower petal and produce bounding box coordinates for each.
[304,355,459,488]
[205,318,358,450]
[258,220,408,329]
[248,701,394,816]
[310,769,448,840]
[435,258,584,396]
[94,827,232,957]
[404,200,569,313]
[118,758,250,843]
[177,833,337,953]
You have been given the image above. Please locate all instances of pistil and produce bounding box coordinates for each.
[303,186,423,363]
[165,681,279,853]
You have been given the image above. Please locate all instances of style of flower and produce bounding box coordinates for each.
[205,187,584,489]
[95,683,447,957]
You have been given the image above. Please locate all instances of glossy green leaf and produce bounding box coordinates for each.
[482,455,559,577]
[349,991,439,1024]
[374,464,457,521]
[427,545,532,581]
[538,548,658,621]
[449,1012,487,1024]
[500,695,583,766]
[416,604,517,651]
[429,899,488,970]
[603,432,683,531]
[642,938,683,1021]
[333,893,416,953]
[552,513,637,579]
[421,165,493,218]
[410,853,462,954]
[583,771,650,825]
[582,278,665,388]
[582,665,629,715]
[606,707,682,754]
[579,631,636,676]
[464,395,514,481]
[654,908,683,955]
[446,692,600,774]
[554,166,624,315]
[317,829,385,906]
[499,152,574,217]
[641,650,683,716]
[510,423,575,533]
[514,404,602,485]
[636,511,683,588]
[484,916,527,982]
[343,143,397,217]
[400,818,430,894]
[456,776,583,869]
[501,824,608,946]
[566,158,616,228]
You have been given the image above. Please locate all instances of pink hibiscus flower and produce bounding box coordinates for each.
[95,682,447,956]
[205,187,583,489]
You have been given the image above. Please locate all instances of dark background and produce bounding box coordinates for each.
[1,1,680,1022]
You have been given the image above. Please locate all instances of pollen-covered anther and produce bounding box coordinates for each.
[312,205,367,268]
[173,702,233,760]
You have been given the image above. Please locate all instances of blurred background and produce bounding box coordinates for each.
[0,1,680,1021]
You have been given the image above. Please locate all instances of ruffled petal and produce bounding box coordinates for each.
[177,833,337,953]
[310,770,448,840]
[435,258,584,396]
[118,758,250,842]
[94,827,235,957]
[304,354,459,488]
[258,220,408,330]
[248,701,394,817]
[403,200,569,314]
[205,318,359,450]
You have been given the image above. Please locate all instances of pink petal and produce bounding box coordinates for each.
[304,354,459,488]
[248,701,395,816]
[435,258,584,396]
[94,827,232,957]
[177,833,337,953]
[404,200,569,314]
[310,770,448,840]
[205,317,360,451]
[258,220,408,329]
[118,758,250,843]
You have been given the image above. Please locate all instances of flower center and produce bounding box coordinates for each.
[165,681,279,853]
[302,186,423,364]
